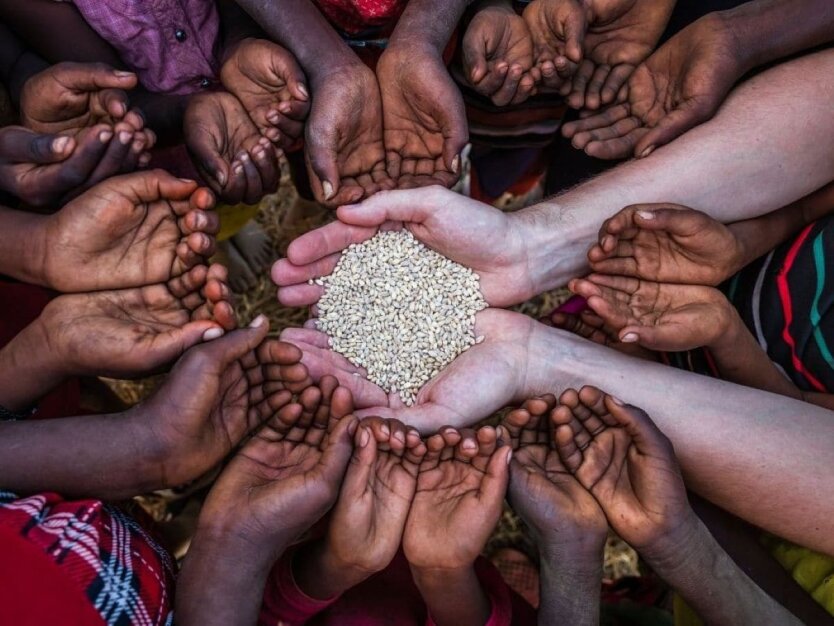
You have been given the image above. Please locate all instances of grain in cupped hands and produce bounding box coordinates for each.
[311,229,487,406]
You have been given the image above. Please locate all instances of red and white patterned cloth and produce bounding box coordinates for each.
[0,491,175,626]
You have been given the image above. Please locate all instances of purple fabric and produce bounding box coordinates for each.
[56,0,220,94]
[554,295,588,315]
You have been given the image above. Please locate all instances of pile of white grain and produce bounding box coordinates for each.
[311,229,487,406]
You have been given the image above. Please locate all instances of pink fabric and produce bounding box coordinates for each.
[555,295,588,316]
[312,0,406,35]
[56,0,220,94]
[260,548,534,625]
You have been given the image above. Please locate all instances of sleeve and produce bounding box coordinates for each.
[258,544,341,626]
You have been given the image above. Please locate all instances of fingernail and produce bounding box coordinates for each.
[118,131,131,145]
[451,155,460,173]
[322,180,334,200]
[203,327,224,341]
[114,70,134,77]
[610,396,624,406]
[463,439,477,450]
[99,130,113,143]
[195,213,207,229]
[278,101,291,113]
[506,448,513,464]
[381,424,390,438]
[178,177,194,184]
[267,110,280,123]
[216,170,227,186]
[298,83,309,99]
[392,430,405,443]
[640,145,655,158]
[359,428,370,447]
[636,210,655,220]
[249,314,267,328]
[621,332,639,343]
[53,136,71,153]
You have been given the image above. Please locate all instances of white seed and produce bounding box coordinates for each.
[315,230,486,405]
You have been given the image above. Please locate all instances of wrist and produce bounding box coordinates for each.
[713,8,762,76]
[294,540,371,600]
[192,516,287,575]
[635,510,703,572]
[704,300,744,353]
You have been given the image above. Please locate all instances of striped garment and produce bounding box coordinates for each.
[0,491,175,626]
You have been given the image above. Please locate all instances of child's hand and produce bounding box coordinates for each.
[522,0,586,91]
[20,62,155,167]
[564,0,674,111]
[196,375,357,557]
[569,274,737,352]
[0,125,153,207]
[377,45,467,190]
[220,38,310,149]
[184,91,280,205]
[561,13,742,158]
[41,170,218,292]
[403,426,511,571]
[304,63,392,207]
[35,263,236,379]
[553,386,692,554]
[296,417,427,599]
[503,396,607,558]
[463,1,539,106]
[587,203,745,286]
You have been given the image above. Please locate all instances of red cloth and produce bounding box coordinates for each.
[0,492,175,626]
[312,0,406,35]
[260,547,536,625]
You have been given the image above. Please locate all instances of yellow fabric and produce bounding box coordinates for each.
[216,201,261,241]
[673,538,834,625]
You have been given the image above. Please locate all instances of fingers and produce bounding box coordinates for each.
[566,59,595,109]
[343,421,379,497]
[0,126,75,165]
[633,102,708,159]
[336,188,443,227]
[479,439,512,504]
[284,220,377,266]
[319,413,360,484]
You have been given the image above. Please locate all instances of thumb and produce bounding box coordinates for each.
[479,444,512,503]
[337,188,439,226]
[0,127,75,165]
[305,124,341,201]
[319,414,359,483]
[603,396,673,460]
[194,314,271,367]
[441,95,469,174]
[462,25,491,85]
[101,169,199,205]
[339,425,377,498]
[52,62,137,92]
[634,101,712,158]
[562,7,586,64]
[618,324,683,352]
[629,204,711,237]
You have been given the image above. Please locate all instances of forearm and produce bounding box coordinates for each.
[178,526,279,626]
[524,324,834,556]
[537,544,602,626]
[517,48,834,292]
[388,0,472,52]
[0,317,65,411]
[720,0,834,74]
[707,310,804,401]
[411,566,491,626]
[233,0,361,84]
[0,408,167,499]
[217,0,263,63]
[0,207,48,287]
[645,515,801,625]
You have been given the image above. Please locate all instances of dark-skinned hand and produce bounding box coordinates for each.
[522,0,586,91]
[564,0,675,111]
[42,170,219,292]
[0,122,160,207]
[563,13,741,158]
[184,91,280,205]
[587,203,744,285]
[377,45,468,189]
[553,386,691,554]
[35,263,237,379]
[197,375,358,556]
[304,63,392,207]
[569,274,736,352]
[403,426,511,570]
[220,38,310,149]
[503,395,608,554]
[463,0,539,106]
[142,317,313,487]
[20,62,155,169]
